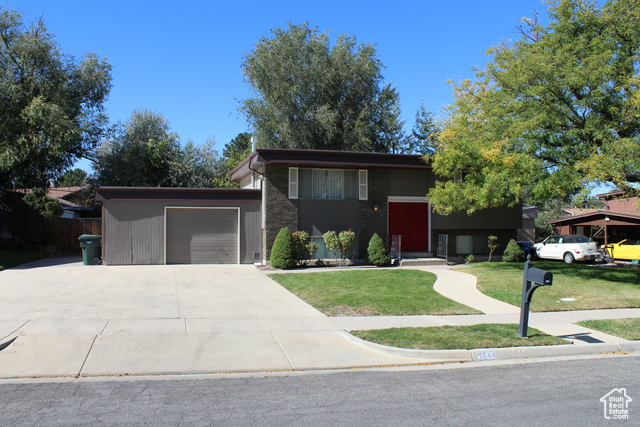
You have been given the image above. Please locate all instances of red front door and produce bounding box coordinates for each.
[388,202,430,252]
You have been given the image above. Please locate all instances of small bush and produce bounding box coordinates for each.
[323,229,356,266]
[465,254,475,264]
[367,233,391,266]
[270,227,297,269]
[487,235,499,262]
[291,230,319,265]
[502,239,525,262]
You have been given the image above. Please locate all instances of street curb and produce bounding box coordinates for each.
[346,334,640,363]
[345,333,472,362]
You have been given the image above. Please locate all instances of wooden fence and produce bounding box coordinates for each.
[58,218,102,253]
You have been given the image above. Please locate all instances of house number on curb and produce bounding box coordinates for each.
[476,352,497,360]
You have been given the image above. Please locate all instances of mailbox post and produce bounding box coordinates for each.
[519,255,553,337]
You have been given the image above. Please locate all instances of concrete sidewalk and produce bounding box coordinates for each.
[0,259,638,380]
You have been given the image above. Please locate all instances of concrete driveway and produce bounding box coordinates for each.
[0,258,461,378]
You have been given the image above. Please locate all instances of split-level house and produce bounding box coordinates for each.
[95,148,522,265]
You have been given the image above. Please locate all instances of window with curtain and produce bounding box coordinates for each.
[312,170,344,199]
[296,168,360,200]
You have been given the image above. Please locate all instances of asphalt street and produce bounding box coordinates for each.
[1,353,638,426]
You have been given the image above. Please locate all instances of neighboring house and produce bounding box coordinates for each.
[549,191,640,245]
[15,186,96,218]
[95,149,522,265]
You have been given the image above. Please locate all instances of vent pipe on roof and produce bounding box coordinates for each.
[251,136,256,152]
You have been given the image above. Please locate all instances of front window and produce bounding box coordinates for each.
[295,168,359,199]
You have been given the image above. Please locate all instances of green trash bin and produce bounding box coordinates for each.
[78,234,102,265]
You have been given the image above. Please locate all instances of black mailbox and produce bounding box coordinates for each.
[519,257,553,337]
[527,268,553,287]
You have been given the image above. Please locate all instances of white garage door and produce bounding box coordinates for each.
[165,208,239,264]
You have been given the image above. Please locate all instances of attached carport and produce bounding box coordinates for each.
[96,187,262,265]
[549,210,640,245]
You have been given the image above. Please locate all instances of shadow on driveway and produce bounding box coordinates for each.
[9,256,83,270]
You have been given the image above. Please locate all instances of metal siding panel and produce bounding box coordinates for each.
[241,202,262,263]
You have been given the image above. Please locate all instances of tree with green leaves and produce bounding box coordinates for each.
[93,111,230,188]
[170,138,225,188]
[92,110,180,187]
[55,168,87,187]
[241,22,404,153]
[428,0,640,215]
[223,132,253,170]
[403,103,440,155]
[0,8,112,192]
[6,188,62,248]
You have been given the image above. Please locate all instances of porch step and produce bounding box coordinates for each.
[399,257,448,267]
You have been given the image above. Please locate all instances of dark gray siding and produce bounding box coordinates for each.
[431,205,522,230]
[102,200,261,265]
[389,168,435,197]
[298,199,359,236]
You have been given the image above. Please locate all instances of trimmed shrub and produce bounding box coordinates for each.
[502,239,526,262]
[323,229,356,266]
[291,230,319,266]
[270,227,297,269]
[367,233,391,266]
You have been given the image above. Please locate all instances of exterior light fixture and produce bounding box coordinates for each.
[372,201,379,212]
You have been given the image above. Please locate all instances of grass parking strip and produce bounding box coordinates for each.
[353,324,569,350]
[577,318,640,341]
[269,269,480,316]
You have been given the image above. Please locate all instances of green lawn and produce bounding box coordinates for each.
[577,318,640,341]
[269,269,480,316]
[458,262,640,312]
[353,324,568,350]
[0,249,46,271]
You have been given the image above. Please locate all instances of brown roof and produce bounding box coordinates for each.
[230,148,430,182]
[549,210,640,225]
[95,187,262,202]
[563,208,600,217]
[14,186,87,208]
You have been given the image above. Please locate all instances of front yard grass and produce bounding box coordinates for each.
[269,269,480,316]
[0,249,46,271]
[353,324,568,350]
[577,318,640,341]
[458,262,640,312]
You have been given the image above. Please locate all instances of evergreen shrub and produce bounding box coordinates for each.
[502,239,526,262]
[367,233,391,266]
[270,227,297,269]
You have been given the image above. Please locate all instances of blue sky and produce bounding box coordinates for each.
[9,0,548,171]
